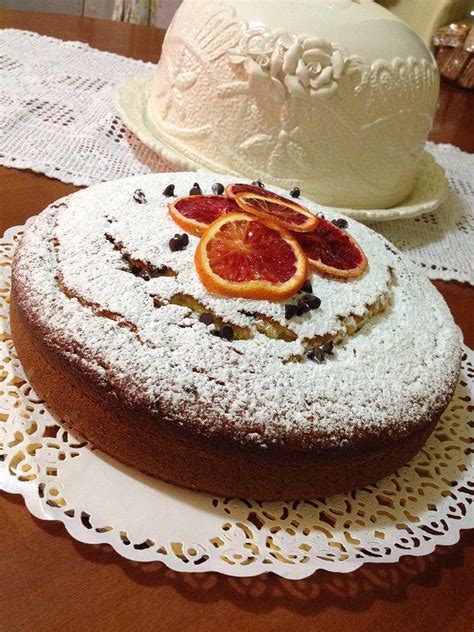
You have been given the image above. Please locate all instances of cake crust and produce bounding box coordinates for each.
[10,298,448,500]
[10,172,462,499]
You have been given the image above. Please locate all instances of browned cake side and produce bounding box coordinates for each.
[10,296,445,501]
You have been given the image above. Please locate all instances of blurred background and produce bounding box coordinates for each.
[0,0,472,43]
[0,0,178,29]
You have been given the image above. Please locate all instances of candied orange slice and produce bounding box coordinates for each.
[195,213,308,300]
[226,183,317,232]
[294,217,367,278]
[168,195,240,236]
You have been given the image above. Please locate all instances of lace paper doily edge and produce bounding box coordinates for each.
[1,477,472,579]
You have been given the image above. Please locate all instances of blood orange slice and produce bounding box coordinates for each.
[226,183,317,233]
[294,217,367,278]
[195,213,308,300]
[168,195,240,236]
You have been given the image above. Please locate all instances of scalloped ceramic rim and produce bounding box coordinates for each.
[114,72,449,223]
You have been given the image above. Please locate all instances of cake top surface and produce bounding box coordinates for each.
[12,172,461,452]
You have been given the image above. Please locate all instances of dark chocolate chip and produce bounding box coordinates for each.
[163,184,175,197]
[169,233,189,252]
[221,325,234,341]
[302,294,321,310]
[199,313,214,326]
[321,340,334,354]
[285,304,298,320]
[308,349,326,364]
[169,239,180,251]
[300,279,313,294]
[296,302,310,316]
[172,233,189,245]
[332,218,348,229]
[212,182,225,195]
[190,183,202,195]
[252,179,265,189]
[133,189,147,204]
[290,187,300,198]
[138,270,150,281]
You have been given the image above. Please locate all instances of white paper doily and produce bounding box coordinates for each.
[116,72,449,223]
[0,224,472,579]
[0,28,473,286]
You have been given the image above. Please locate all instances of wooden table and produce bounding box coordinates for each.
[0,11,472,631]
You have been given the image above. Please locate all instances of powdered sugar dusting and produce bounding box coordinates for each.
[12,172,461,451]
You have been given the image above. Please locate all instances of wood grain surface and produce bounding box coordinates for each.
[0,10,473,632]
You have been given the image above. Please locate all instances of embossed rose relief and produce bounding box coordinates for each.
[228,27,364,99]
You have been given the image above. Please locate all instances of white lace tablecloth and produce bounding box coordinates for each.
[1,28,473,285]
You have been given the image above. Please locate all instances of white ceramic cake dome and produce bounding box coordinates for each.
[146,0,439,209]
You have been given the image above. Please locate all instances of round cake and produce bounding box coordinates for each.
[10,172,461,500]
[146,0,439,208]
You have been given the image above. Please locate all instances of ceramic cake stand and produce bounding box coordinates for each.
[115,73,449,223]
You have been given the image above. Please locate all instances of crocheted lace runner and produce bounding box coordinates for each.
[0,224,472,578]
[1,29,473,285]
